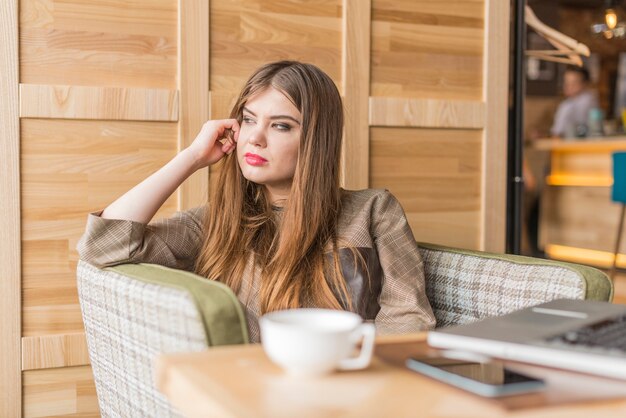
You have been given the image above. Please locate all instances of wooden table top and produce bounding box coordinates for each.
[155,333,626,418]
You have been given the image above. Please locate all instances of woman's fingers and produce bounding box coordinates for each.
[224,118,240,142]
[218,119,239,154]
[189,119,240,166]
[221,140,235,155]
[218,119,240,141]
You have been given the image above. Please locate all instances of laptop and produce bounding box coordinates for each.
[427,299,626,380]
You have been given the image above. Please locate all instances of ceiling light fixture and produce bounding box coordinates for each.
[591,0,626,39]
[606,8,618,29]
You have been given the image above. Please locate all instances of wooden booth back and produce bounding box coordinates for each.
[0,1,509,416]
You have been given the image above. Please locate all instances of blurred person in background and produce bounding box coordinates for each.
[550,66,598,138]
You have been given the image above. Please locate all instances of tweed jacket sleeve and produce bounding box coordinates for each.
[370,191,436,333]
[76,206,206,271]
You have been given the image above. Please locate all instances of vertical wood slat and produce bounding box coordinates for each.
[0,1,21,416]
[342,0,371,190]
[481,0,509,253]
[178,0,210,210]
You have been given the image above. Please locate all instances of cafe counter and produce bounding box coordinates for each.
[532,136,626,268]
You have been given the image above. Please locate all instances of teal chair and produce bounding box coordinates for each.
[611,152,626,279]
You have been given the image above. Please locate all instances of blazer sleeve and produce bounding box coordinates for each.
[371,191,436,333]
[76,206,206,271]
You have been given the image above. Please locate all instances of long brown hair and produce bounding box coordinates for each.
[195,61,351,314]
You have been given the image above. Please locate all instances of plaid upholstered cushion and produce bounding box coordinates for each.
[419,243,613,328]
[77,261,248,418]
[106,263,249,346]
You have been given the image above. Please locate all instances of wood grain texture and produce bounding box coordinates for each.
[1,1,21,416]
[341,0,370,189]
[17,1,180,415]
[541,185,626,254]
[23,366,99,418]
[156,334,626,418]
[370,127,482,249]
[209,0,342,106]
[20,83,179,121]
[12,1,513,415]
[156,335,429,418]
[371,0,484,100]
[480,0,509,252]
[21,119,178,337]
[22,333,90,371]
[20,0,177,88]
[369,97,485,128]
[178,0,209,210]
[538,141,626,259]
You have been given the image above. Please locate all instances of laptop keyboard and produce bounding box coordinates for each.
[537,312,626,356]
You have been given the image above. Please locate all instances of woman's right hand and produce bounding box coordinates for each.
[100,119,240,223]
[186,119,240,169]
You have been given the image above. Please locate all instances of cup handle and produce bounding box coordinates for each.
[337,323,376,371]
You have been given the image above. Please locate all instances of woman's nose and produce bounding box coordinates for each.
[247,126,266,147]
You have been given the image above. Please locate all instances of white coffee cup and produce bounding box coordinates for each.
[259,308,376,377]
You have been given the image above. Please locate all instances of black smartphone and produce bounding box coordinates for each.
[406,353,545,397]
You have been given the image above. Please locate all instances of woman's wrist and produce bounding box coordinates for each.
[180,147,205,174]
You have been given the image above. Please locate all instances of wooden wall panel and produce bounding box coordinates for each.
[178,0,209,210]
[22,333,90,371]
[369,97,485,129]
[21,119,178,337]
[480,0,509,252]
[341,0,371,189]
[1,0,21,416]
[370,127,482,249]
[7,1,510,416]
[23,366,99,418]
[370,1,484,249]
[20,84,179,121]
[371,0,484,100]
[20,0,177,89]
[209,0,342,103]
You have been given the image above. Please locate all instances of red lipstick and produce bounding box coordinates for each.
[244,153,268,166]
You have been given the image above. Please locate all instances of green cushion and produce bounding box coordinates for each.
[106,263,249,345]
[418,242,613,302]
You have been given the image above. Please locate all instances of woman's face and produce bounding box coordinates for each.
[237,87,302,202]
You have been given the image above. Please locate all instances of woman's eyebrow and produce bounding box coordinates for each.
[243,107,301,125]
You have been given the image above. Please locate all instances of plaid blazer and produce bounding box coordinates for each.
[77,189,436,342]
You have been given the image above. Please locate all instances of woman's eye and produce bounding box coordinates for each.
[273,123,291,131]
[242,116,255,124]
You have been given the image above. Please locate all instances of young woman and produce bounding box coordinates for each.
[78,61,435,342]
